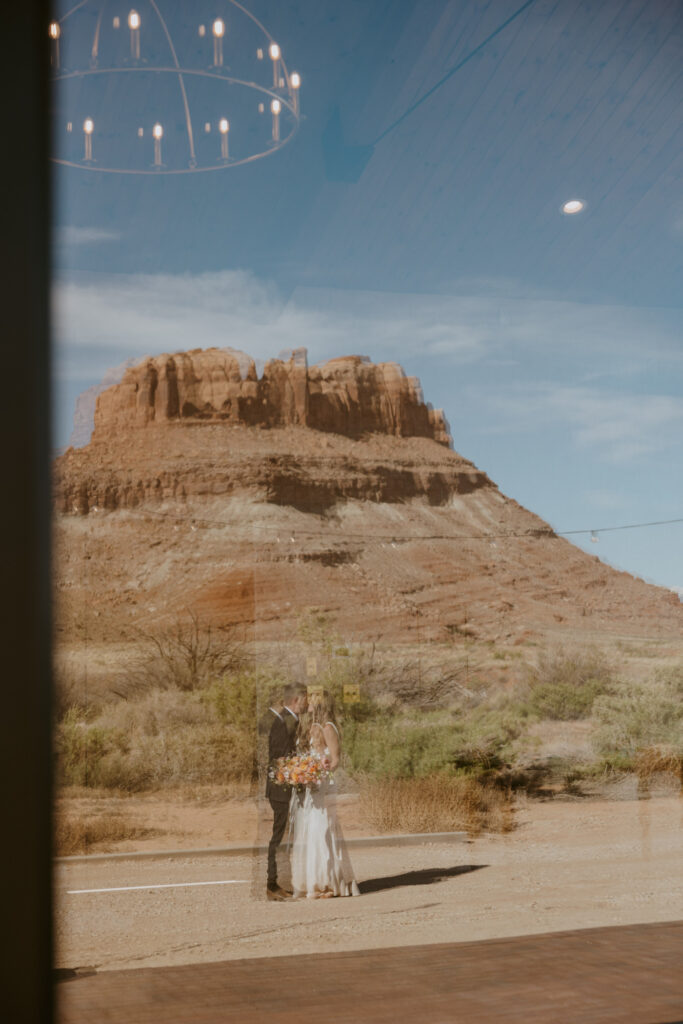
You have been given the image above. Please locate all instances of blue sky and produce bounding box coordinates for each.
[52,0,683,592]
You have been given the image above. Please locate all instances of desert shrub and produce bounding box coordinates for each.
[57,708,130,787]
[527,679,606,720]
[367,656,473,710]
[453,700,534,767]
[53,667,97,721]
[526,647,613,720]
[107,723,255,789]
[202,669,286,731]
[579,753,636,777]
[358,774,513,836]
[55,668,281,791]
[55,811,160,855]
[344,699,531,778]
[124,611,245,693]
[98,687,207,735]
[57,718,257,791]
[296,608,473,713]
[345,715,460,777]
[592,666,683,758]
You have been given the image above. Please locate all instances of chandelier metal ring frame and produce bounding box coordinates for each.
[50,0,302,174]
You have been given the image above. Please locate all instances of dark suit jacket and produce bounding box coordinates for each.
[265,709,298,802]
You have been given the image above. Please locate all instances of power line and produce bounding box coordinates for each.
[99,506,683,543]
[558,518,683,537]
[373,0,539,146]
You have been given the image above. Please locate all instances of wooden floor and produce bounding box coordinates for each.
[56,921,683,1024]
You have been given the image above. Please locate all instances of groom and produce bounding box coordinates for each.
[265,683,308,901]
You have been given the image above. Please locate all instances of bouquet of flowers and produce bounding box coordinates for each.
[269,751,330,790]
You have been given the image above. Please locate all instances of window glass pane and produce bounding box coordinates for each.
[52,0,683,993]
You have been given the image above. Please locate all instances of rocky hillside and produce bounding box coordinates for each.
[54,349,682,682]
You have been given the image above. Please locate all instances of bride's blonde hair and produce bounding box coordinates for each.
[310,688,338,731]
[299,687,339,746]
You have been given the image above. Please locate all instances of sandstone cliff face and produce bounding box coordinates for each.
[92,348,451,447]
[54,429,487,516]
[68,357,141,449]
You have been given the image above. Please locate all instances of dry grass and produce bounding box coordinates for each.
[358,774,514,837]
[634,746,683,789]
[55,811,162,856]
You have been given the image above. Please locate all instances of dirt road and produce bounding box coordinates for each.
[55,794,683,972]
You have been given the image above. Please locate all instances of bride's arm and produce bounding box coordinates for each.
[323,723,340,771]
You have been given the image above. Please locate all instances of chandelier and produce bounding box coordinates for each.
[49,1,302,174]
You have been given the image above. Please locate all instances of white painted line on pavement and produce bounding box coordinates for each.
[67,880,249,895]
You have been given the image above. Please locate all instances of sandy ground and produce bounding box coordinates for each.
[55,792,683,972]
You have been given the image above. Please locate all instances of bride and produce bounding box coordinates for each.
[290,689,360,899]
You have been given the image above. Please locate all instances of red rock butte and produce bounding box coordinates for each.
[93,348,452,447]
[54,347,682,657]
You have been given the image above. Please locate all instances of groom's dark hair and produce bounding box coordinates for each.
[284,683,307,702]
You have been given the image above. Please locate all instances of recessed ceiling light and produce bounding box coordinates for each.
[562,199,585,214]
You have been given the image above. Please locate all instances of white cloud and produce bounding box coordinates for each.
[52,270,493,372]
[293,282,683,367]
[53,270,282,360]
[53,269,683,367]
[56,226,122,247]
[487,383,683,463]
[569,391,683,457]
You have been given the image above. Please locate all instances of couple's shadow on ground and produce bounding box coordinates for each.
[358,864,486,895]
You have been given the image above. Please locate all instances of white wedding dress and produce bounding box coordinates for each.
[289,723,360,899]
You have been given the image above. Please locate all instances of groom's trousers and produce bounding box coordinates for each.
[267,795,289,888]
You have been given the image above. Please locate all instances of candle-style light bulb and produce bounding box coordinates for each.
[212,18,225,65]
[83,118,94,161]
[128,10,141,59]
[152,122,163,166]
[269,42,280,87]
[290,72,301,115]
[271,99,281,142]
[219,118,230,160]
[49,21,61,68]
